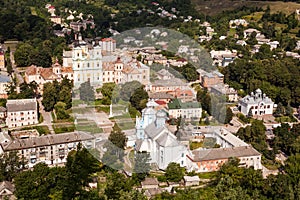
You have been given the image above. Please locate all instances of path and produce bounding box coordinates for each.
[38,99,55,134]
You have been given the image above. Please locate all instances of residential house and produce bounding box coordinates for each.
[50,15,62,24]
[0,49,4,69]
[244,28,261,38]
[167,98,202,120]
[206,27,215,37]
[183,176,200,187]
[149,92,173,103]
[197,69,224,88]
[24,63,73,92]
[229,19,248,28]
[6,99,38,128]
[166,88,195,102]
[102,57,150,85]
[146,78,189,93]
[187,146,262,172]
[0,132,95,168]
[239,88,275,116]
[210,84,238,102]
[100,38,116,52]
[156,69,174,80]
[0,75,10,99]
[135,100,189,170]
[141,178,159,189]
[70,20,95,32]
[0,181,15,200]
[0,107,6,119]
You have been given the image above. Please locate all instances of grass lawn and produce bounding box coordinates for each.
[275,115,297,123]
[116,121,135,130]
[53,123,75,134]
[190,141,203,150]
[76,121,103,134]
[21,125,51,135]
[197,171,217,179]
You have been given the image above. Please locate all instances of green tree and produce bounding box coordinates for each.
[133,151,151,182]
[224,107,233,124]
[54,102,70,120]
[42,82,57,111]
[105,172,133,200]
[120,81,142,101]
[100,82,119,104]
[14,43,35,67]
[165,162,185,182]
[129,86,149,112]
[79,81,95,102]
[0,151,26,182]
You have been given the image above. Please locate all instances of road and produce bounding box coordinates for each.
[10,51,24,85]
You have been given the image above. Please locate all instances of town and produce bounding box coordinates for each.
[0,0,299,199]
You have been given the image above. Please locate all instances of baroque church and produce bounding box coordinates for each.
[135,100,189,170]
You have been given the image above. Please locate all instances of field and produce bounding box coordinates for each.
[192,0,300,16]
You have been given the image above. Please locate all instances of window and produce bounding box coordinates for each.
[78,64,80,68]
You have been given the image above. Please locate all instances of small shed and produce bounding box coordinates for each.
[183,176,200,187]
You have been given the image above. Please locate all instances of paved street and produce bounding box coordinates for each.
[38,98,55,134]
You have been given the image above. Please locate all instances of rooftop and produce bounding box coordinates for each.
[168,98,201,110]
[2,132,94,151]
[191,146,261,162]
[6,99,37,112]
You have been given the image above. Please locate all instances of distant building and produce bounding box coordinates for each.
[0,75,10,99]
[0,132,95,168]
[183,176,200,187]
[187,146,262,172]
[50,15,62,24]
[6,99,38,128]
[229,19,248,28]
[239,88,275,116]
[146,78,189,93]
[0,49,5,69]
[197,69,224,88]
[100,38,116,52]
[210,84,238,102]
[168,98,201,120]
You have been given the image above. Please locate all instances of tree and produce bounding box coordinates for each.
[105,172,133,200]
[133,151,151,182]
[14,43,35,67]
[0,151,26,182]
[54,102,70,120]
[273,102,285,117]
[100,82,119,104]
[129,86,149,112]
[42,82,57,111]
[120,81,142,101]
[165,162,185,182]
[79,81,95,102]
[224,107,233,124]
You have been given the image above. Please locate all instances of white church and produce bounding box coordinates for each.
[135,100,189,170]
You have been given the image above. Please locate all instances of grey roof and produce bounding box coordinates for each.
[144,123,165,139]
[141,178,159,186]
[155,131,179,147]
[0,106,6,112]
[149,92,173,99]
[191,146,261,162]
[0,75,10,83]
[6,99,37,112]
[2,132,94,151]
[239,89,274,105]
[152,78,187,87]
[0,181,15,193]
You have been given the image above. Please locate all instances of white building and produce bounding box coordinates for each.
[0,75,10,99]
[167,98,202,120]
[6,99,38,128]
[0,131,95,168]
[71,35,103,88]
[239,88,275,116]
[135,100,189,169]
[210,84,239,102]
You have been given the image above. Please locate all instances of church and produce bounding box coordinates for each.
[135,100,189,170]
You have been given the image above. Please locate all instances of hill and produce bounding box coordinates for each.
[192,0,300,16]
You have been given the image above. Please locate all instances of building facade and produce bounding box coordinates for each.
[239,88,275,116]
[71,36,103,88]
[0,132,95,168]
[168,98,202,120]
[0,75,10,99]
[6,99,38,128]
